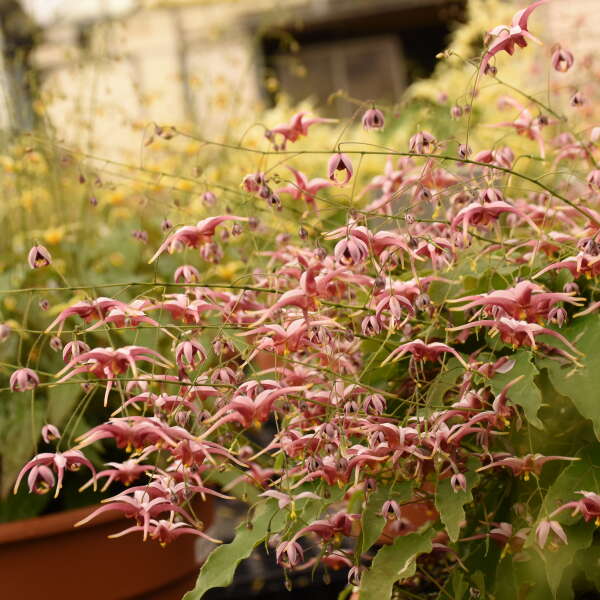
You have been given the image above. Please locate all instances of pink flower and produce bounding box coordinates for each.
[551,44,574,72]
[451,473,467,493]
[9,367,39,392]
[14,450,95,497]
[265,111,335,150]
[448,317,580,359]
[110,519,220,546]
[380,500,402,520]
[449,280,582,323]
[55,345,171,406]
[27,244,52,269]
[277,166,331,209]
[275,540,304,567]
[450,200,538,242]
[477,453,576,480]
[334,235,369,266]
[62,340,90,362]
[149,215,247,263]
[80,459,153,492]
[259,490,319,510]
[480,0,549,75]
[409,131,436,154]
[175,339,207,374]
[551,491,600,525]
[26,465,55,494]
[327,153,353,186]
[362,107,385,131]
[173,265,201,283]
[381,339,468,368]
[536,519,567,548]
[41,424,61,443]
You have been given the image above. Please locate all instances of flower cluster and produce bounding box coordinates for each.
[8,3,600,597]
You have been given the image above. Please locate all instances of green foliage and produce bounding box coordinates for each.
[490,350,543,429]
[183,500,286,600]
[359,529,435,600]
[545,315,600,440]
[435,466,478,542]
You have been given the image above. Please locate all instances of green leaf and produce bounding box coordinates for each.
[435,468,477,542]
[183,500,285,600]
[540,445,600,515]
[490,350,542,429]
[543,521,593,599]
[359,529,435,600]
[535,446,599,598]
[544,314,600,439]
[425,357,462,408]
[360,481,412,554]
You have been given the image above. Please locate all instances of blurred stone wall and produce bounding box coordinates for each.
[5,0,599,159]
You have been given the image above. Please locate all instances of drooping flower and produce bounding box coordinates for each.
[9,368,40,392]
[27,244,52,269]
[535,519,567,548]
[551,44,574,72]
[362,107,385,131]
[327,153,353,186]
[41,424,61,444]
[15,450,95,497]
[409,131,436,154]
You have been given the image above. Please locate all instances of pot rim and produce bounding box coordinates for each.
[0,503,125,545]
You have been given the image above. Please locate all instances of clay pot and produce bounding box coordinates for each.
[0,498,213,600]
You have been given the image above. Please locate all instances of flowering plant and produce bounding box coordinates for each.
[4,1,600,598]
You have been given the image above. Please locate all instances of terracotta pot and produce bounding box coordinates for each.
[0,498,213,600]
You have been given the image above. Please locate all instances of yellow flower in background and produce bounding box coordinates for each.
[185,142,201,155]
[20,190,34,211]
[215,261,243,281]
[110,207,133,222]
[4,296,16,311]
[43,227,66,245]
[0,155,14,172]
[107,190,126,205]
[109,252,125,267]
[176,179,195,192]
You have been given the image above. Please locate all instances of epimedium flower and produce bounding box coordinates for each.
[55,345,172,406]
[149,215,248,263]
[551,44,574,72]
[9,367,40,392]
[362,107,385,131]
[327,153,353,186]
[381,339,468,368]
[408,130,436,154]
[15,450,96,497]
[477,453,577,480]
[480,0,549,76]
[535,519,567,549]
[41,424,61,444]
[448,317,581,360]
[448,280,583,323]
[265,111,336,150]
[275,540,304,568]
[276,166,331,210]
[551,491,600,525]
[27,244,52,269]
